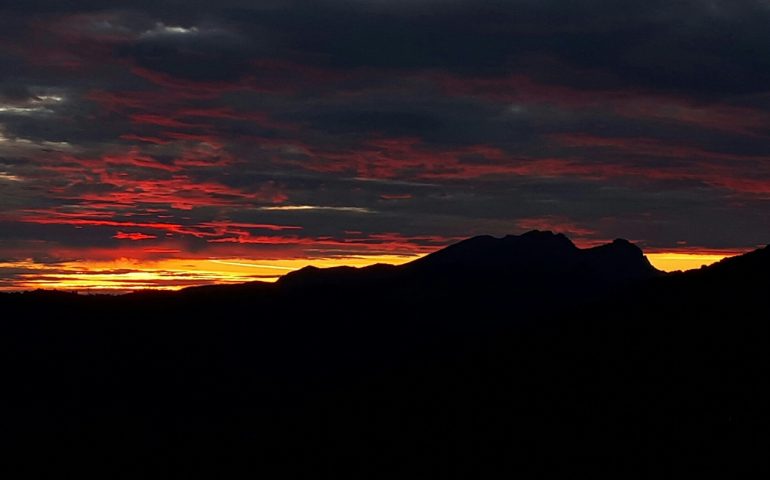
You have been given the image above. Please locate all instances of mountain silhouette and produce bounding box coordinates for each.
[278,230,659,293]
[0,232,767,478]
[410,230,581,270]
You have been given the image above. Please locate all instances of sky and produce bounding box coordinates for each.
[2,0,770,290]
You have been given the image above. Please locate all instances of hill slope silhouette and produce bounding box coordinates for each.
[279,230,659,286]
[276,231,660,316]
[0,232,766,478]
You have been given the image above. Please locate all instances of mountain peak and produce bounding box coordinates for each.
[588,238,644,255]
[517,230,576,248]
[517,229,562,238]
[580,238,658,280]
[406,231,659,283]
[412,230,578,269]
[279,232,661,293]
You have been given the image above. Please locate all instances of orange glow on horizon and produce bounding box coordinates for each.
[0,255,422,293]
[646,252,735,272]
[0,250,745,293]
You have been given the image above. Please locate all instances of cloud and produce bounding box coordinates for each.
[2,0,770,290]
[259,205,374,214]
[114,231,157,240]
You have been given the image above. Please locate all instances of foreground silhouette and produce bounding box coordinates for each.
[1,231,767,478]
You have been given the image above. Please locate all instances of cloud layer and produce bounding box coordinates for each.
[2,1,770,287]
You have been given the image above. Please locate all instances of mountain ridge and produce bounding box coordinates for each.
[0,231,768,477]
[276,230,661,293]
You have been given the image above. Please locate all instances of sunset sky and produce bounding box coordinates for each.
[2,1,769,290]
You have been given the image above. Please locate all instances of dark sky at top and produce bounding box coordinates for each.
[1,0,770,286]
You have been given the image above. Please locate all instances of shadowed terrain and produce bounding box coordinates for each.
[0,231,766,478]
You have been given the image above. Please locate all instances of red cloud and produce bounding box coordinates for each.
[209,231,457,256]
[130,66,241,97]
[17,213,182,231]
[87,89,175,111]
[380,194,413,200]
[129,114,202,129]
[13,210,301,239]
[33,146,286,210]
[119,134,171,145]
[515,217,601,247]
[290,132,770,195]
[304,137,512,179]
[114,231,158,241]
[88,84,298,152]
[551,134,770,195]
[435,72,770,137]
